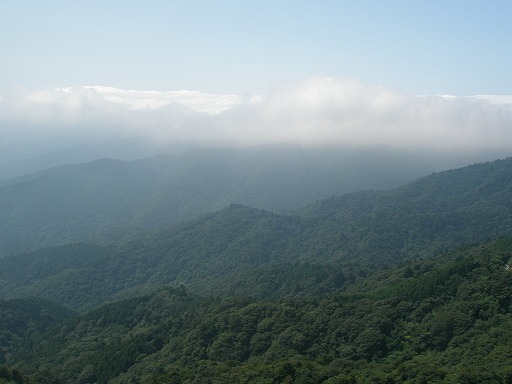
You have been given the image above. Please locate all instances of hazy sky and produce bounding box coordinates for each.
[1,1,512,158]
[2,0,512,95]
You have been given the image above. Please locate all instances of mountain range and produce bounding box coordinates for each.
[1,156,511,312]
[2,238,511,383]
[1,149,512,383]
[0,145,482,257]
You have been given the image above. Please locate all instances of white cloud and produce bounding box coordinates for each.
[1,78,512,153]
[56,86,259,114]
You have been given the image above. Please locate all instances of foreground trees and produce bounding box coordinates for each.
[1,238,510,383]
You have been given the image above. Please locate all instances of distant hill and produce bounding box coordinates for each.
[0,138,165,182]
[0,145,461,256]
[1,157,512,311]
[298,156,512,261]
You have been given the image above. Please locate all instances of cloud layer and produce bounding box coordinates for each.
[1,78,512,154]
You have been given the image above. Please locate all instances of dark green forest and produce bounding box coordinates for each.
[0,146,474,257]
[0,157,512,383]
[1,158,512,310]
[2,238,512,383]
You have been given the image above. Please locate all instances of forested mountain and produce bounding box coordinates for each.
[0,145,481,256]
[1,156,512,382]
[1,158,512,312]
[298,156,512,261]
[6,238,512,383]
[0,138,166,182]
[0,298,75,365]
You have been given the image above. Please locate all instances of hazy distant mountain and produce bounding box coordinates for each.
[0,144,481,256]
[0,138,189,181]
[2,157,512,311]
[1,157,512,382]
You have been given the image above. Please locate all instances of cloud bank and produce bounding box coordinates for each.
[1,78,512,154]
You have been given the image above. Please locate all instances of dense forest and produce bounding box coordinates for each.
[1,158,512,311]
[0,145,479,256]
[1,238,511,383]
[0,156,511,382]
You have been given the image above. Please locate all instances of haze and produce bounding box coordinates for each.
[1,1,512,174]
[2,78,512,150]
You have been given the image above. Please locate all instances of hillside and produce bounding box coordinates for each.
[0,145,474,256]
[1,158,512,311]
[298,156,512,261]
[8,238,512,383]
[0,298,76,366]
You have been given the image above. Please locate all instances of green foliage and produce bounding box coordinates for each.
[2,157,512,382]
[0,366,26,384]
[0,146,437,256]
[2,158,512,312]
[6,238,512,383]
[299,158,512,263]
[0,298,75,367]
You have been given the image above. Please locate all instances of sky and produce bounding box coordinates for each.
[2,0,512,94]
[1,1,512,160]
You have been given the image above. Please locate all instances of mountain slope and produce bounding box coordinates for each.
[1,158,512,311]
[298,156,512,262]
[11,238,512,383]
[0,208,302,310]
[0,297,76,365]
[0,145,476,256]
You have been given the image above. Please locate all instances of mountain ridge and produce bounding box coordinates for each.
[1,157,512,311]
[0,145,474,257]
